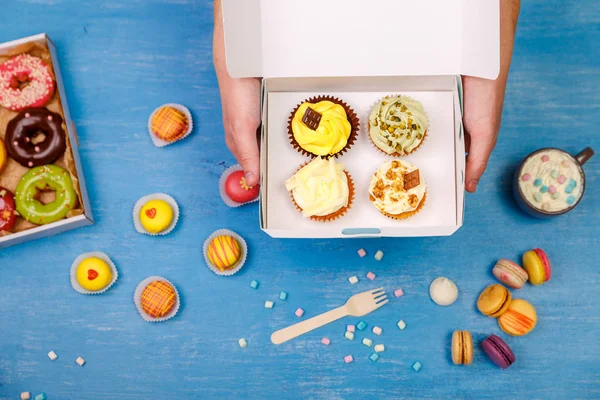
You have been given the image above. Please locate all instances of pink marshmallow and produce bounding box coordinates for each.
[344,355,354,364]
[321,337,331,346]
[295,308,305,317]
[357,248,367,257]
[346,324,355,333]
[366,272,376,281]
[394,288,404,297]
[372,326,382,335]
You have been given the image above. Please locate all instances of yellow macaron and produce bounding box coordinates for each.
[140,199,174,233]
[498,298,537,336]
[451,330,473,365]
[477,284,512,318]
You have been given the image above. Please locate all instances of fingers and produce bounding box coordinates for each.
[230,119,260,186]
[465,132,497,193]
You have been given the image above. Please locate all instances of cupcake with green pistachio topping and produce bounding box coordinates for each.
[368,95,428,156]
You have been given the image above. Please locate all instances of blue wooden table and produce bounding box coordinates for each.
[1,1,598,399]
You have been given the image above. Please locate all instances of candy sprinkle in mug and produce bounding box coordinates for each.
[514,147,594,218]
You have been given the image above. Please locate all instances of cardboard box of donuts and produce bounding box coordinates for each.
[0,34,92,249]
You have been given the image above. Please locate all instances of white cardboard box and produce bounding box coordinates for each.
[0,34,93,248]
[222,0,499,238]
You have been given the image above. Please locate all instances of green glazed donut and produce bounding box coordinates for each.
[15,164,77,225]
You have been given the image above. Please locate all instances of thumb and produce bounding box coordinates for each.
[232,125,261,187]
[465,133,495,193]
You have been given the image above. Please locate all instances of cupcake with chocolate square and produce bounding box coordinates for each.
[369,160,426,219]
[285,157,354,222]
[369,95,428,156]
[288,96,358,158]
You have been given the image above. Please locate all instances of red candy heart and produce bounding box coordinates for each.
[87,269,98,280]
[145,208,157,219]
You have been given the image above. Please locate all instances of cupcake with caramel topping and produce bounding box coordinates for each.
[369,160,426,219]
[369,95,428,156]
[285,157,354,221]
[288,96,359,158]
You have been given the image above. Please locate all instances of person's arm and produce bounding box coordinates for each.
[213,0,261,187]
[462,0,521,192]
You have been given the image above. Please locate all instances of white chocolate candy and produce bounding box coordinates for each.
[429,277,458,306]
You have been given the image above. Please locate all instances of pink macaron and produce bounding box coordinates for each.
[533,248,552,282]
[492,259,529,289]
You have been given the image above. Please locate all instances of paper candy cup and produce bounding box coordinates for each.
[147,103,193,148]
[203,229,248,276]
[134,276,181,322]
[219,164,260,208]
[133,193,180,236]
[288,95,359,159]
[70,252,118,295]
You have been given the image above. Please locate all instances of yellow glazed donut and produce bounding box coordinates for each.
[140,199,173,233]
[76,257,113,291]
[207,235,241,271]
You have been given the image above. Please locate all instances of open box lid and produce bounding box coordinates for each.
[222,0,500,80]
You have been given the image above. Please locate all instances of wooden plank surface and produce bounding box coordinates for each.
[0,0,598,399]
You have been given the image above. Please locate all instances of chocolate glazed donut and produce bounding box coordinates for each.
[5,108,66,168]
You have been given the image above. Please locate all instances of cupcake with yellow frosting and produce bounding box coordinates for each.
[369,160,426,219]
[288,96,359,158]
[369,95,428,156]
[285,157,354,222]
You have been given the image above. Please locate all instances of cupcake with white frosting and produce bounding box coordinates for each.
[369,160,426,219]
[285,157,354,221]
[369,95,428,156]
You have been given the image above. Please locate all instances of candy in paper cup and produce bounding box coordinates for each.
[70,252,118,295]
[133,193,180,236]
[367,95,429,157]
[134,276,181,322]
[203,229,248,276]
[147,103,193,148]
[219,164,260,208]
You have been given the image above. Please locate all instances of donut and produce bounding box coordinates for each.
[0,137,6,172]
[0,187,17,232]
[0,54,55,111]
[15,164,77,225]
[5,108,66,168]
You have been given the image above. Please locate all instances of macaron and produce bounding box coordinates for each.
[481,334,515,369]
[493,259,529,289]
[477,284,512,318]
[498,298,537,336]
[523,248,552,285]
[451,330,473,366]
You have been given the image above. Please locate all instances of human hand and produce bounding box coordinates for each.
[462,75,505,193]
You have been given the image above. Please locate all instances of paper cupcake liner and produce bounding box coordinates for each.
[287,95,359,159]
[218,164,260,208]
[373,192,427,220]
[367,95,429,157]
[147,103,194,148]
[203,229,248,276]
[70,252,119,295]
[289,162,354,222]
[133,193,180,236]
[134,276,181,322]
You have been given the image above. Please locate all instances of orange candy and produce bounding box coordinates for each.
[141,281,177,318]
[151,106,189,142]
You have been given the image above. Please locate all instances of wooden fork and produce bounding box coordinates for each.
[271,288,388,345]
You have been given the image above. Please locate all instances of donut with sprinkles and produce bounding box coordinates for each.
[0,54,55,111]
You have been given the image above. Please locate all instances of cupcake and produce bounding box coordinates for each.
[369,160,426,219]
[288,96,359,158]
[285,157,354,221]
[369,95,428,156]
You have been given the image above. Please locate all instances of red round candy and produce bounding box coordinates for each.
[0,187,17,232]
[224,170,259,203]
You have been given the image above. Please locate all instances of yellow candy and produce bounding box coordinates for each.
[140,200,173,233]
[207,235,241,271]
[76,257,113,291]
